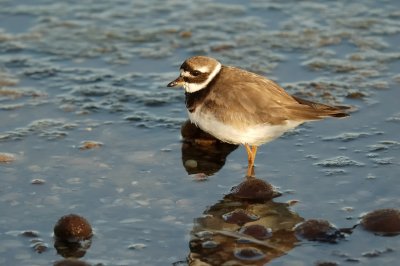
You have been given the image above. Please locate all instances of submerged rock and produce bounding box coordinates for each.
[0,152,15,163]
[79,140,103,150]
[294,219,346,243]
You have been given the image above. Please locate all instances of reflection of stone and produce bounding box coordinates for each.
[54,258,91,266]
[188,178,303,265]
[30,238,49,253]
[54,238,92,258]
[181,120,238,175]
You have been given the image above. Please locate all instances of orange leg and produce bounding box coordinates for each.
[245,144,258,177]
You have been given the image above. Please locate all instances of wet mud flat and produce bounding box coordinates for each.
[1,0,400,265]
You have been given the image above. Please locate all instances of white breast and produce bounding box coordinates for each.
[188,108,302,146]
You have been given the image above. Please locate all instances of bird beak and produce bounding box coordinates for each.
[167,76,184,87]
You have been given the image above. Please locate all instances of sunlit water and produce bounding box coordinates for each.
[1,0,400,265]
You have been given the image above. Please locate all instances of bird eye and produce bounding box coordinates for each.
[191,70,202,76]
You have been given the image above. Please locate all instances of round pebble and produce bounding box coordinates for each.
[230,178,276,201]
[20,230,40,238]
[361,208,400,236]
[54,214,93,242]
[294,219,342,243]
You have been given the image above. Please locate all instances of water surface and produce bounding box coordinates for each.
[1,0,400,265]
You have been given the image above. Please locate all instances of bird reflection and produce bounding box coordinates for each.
[181,120,238,176]
[179,121,355,265]
[187,177,303,265]
[180,121,303,264]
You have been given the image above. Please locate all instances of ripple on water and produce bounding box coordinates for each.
[368,140,400,152]
[370,157,394,165]
[0,119,77,141]
[322,132,374,142]
[314,156,365,167]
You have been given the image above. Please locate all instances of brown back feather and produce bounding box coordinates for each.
[290,95,349,119]
[199,66,349,128]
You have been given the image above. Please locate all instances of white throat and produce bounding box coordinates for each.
[184,63,221,93]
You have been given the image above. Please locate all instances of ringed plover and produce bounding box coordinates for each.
[168,56,349,177]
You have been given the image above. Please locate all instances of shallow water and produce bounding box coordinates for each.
[1,0,400,265]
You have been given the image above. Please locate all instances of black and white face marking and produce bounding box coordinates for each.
[180,63,222,93]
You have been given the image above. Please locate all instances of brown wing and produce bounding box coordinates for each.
[202,66,348,127]
[290,95,349,119]
[202,66,298,127]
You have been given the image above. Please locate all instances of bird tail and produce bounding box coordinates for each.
[291,95,351,118]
